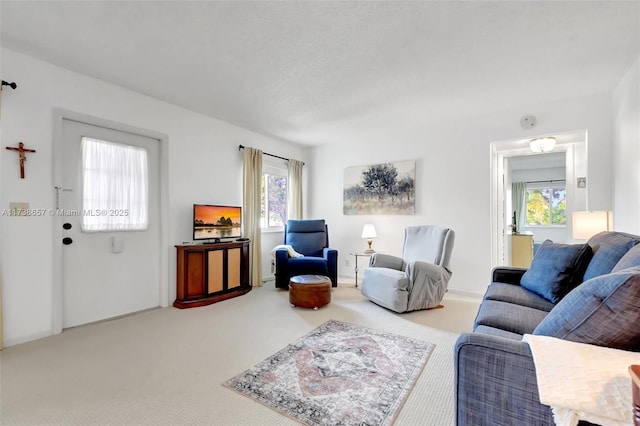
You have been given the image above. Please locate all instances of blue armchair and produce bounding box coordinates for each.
[274,219,338,289]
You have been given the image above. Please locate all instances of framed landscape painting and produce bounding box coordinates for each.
[343,160,415,215]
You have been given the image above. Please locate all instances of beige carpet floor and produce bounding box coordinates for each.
[0,284,480,425]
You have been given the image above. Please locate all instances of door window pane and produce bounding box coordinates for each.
[81,137,149,232]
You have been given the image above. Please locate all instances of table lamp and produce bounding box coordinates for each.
[572,211,613,240]
[361,224,377,254]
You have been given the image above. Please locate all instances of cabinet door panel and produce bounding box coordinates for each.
[511,235,533,268]
[208,250,224,294]
[186,251,205,298]
[227,248,241,289]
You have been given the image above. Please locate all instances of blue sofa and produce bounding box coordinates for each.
[455,231,640,425]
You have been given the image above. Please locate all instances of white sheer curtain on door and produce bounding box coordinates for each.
[81,137,148,232]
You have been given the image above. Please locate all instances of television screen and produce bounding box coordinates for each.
[193,204,242,240]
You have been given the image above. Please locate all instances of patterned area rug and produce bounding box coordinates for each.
[223,320,435,426]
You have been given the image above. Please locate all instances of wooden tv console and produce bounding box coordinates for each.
[174,240,251,308]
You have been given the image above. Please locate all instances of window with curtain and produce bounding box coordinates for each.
[81,137,149,232]
[261,161,288,230]
[526,182,566,226]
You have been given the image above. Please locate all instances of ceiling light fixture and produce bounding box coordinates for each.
[529,136,556,153]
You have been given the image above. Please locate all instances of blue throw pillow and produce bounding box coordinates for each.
[520,240,593,303]
[612,243,640,273]
[583,231,639,281]
[533,268,640,350]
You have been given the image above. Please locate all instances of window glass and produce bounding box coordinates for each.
[81,137,148,232]
[261,162,288,230]
[526,184,566,226]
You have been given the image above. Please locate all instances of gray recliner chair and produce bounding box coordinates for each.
[360,225,455,313]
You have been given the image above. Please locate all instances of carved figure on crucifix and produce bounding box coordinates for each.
[6,142,36,179]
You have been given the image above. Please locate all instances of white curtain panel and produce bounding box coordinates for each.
[512,182,528,233]
[243,147,263,286]
[287,159,304,220]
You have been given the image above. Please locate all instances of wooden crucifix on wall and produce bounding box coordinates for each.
[6,142,36,179]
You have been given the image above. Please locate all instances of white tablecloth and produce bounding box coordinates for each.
[523,334,640,426]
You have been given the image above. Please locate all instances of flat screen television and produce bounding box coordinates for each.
[193,204,242,241]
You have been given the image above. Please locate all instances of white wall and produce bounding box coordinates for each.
[613,56,640,234]
[0,48,309,346]
[309,93,615,295]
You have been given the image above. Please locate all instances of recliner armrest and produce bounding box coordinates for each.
[275,248,290,263]
[369,253,403,270]
[406,261,450,286]
[274,248,290,289]
[455,333,553,425]
[323,247,338,260]
[405,260,452,310]
[324,247,338,287]
[491,266,528,285]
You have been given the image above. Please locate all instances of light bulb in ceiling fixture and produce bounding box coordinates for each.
[529,136,556,153]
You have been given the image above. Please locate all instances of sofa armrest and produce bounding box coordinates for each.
[491,266,528,285]
[369,253,403,270]
[454,333,554,426]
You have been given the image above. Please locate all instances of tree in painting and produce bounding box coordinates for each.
[362,164,398,200]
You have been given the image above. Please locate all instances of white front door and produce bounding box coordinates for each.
[60,119,161,329]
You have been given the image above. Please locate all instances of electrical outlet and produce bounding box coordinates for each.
[9,202,29,216]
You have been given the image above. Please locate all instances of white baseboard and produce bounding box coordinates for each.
[445,288,484,301]
[4,329,53,348]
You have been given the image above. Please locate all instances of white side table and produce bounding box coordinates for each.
[348,251,374,288]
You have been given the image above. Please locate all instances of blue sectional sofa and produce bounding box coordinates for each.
[455,231,640,426]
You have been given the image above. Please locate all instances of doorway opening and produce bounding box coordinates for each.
[490,130,588,268]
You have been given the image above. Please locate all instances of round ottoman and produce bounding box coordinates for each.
[289,275,331,310]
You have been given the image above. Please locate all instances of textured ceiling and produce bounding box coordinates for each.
[1,1,639,146]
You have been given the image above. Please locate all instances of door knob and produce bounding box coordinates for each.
[63,223,72,230]
[62,237,73,245]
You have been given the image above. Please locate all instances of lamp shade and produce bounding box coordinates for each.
[529,136,556,153]
[361,224,377,239]
[573,211,612,240]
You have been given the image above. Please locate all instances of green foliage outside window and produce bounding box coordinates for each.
[261,173,288,228]
[267,175,287,227]
[526,186,566,226]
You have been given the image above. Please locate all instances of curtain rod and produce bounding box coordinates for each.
[526,179,565,184]
[238,144,305,165]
